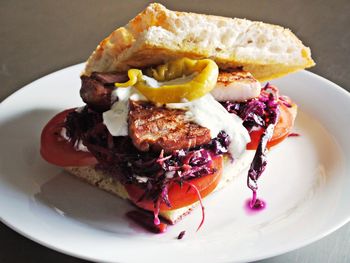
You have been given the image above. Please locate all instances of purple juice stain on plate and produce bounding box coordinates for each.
[126,210,167,234]
[244,198,266,215]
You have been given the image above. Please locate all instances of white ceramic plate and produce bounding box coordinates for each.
[0,64,349,263]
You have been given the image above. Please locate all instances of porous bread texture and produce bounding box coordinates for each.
[84,3,314,81]
[64,166,194,224]
[65,151,255,224]
[65,166,129,199]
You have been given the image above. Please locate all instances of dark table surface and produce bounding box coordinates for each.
[1,1,349,262]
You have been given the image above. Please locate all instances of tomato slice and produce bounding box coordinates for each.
[246,103,297,150]
[125,155,223,211]
[40,108,98,167]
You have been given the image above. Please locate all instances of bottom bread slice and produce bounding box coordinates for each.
[65,150,255,224]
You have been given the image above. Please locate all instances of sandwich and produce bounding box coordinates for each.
[40,3,314,233]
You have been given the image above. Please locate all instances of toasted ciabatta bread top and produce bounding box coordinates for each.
[84,3,314,81]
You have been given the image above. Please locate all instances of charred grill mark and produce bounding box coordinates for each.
[217,70,257,86]
[128,101,211,153]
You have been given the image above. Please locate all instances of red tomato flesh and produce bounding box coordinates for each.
[246,103,297,150]
[125,155,223,212]
[40,108,98,167]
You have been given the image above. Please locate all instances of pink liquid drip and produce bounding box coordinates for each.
[126,210,167,233]
[245,191,266,214]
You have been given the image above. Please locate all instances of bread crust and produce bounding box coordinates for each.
[84,3,314,81]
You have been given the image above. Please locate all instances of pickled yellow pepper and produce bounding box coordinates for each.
[114,58,219,104]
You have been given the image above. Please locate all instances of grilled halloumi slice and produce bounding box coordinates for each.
[211,70,261,102]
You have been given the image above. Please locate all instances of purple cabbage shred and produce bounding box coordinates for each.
[177,230,186,240]
[64,108,230,221]
[222,83,280,208]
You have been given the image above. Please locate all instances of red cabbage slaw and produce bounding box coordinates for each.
[64,82,283,230]
[65,108,229,228]
[222,83,280,208]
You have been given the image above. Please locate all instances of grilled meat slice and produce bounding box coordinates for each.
[90,72,129,86]
[128,101,211,153]
[80,72,128,112]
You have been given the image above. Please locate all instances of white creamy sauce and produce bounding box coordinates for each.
[142,75,160,87]
[103,87,147,136]
[142,73,197,88]
[135,175,149,183]
[60,127,89,152]
[102,76,250,158]
[166,94,250,158]
[75,140,89,152]
[60,127,70,141]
